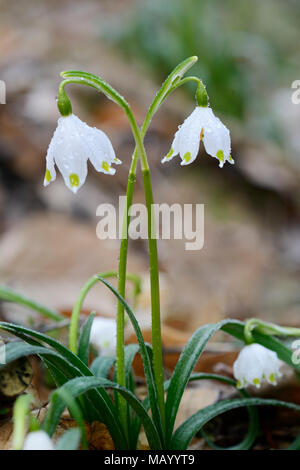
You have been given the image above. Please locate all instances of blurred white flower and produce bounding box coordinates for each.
[162,106,233,168]
[90,317,116,356]
[233,343,281,389]
[44,114,121,193]
[23,431,55,450]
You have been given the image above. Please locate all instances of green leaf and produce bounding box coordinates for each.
[51,388,88,449]
[0,285,63,322]
[165,319,241,444]
[188,373,258,450]
[1,341,74,372]
[93,277,164,445]
[171,397,300,450]
[55,428,81,451]
[2,341,86,405]
[90,355,115,378]
[124,344,139,389]
[44,376,162,450]
[78,312,96,366]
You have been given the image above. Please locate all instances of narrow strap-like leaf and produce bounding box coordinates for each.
[43,376,162,450]
[171,397,300,450]
[78,312,95,365]
[90,355,115,378]
[0,285,63,321]
[55,428,81,450]
[165,319,241,443]
[124,344,139,388]
[188,373,259,450]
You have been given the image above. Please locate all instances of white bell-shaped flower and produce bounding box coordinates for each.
[44,114,121,193]
[233,343,281,389]
[162,106,234,168]
[23,431,55,450]
[90,317,116,356]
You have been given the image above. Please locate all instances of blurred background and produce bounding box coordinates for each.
[0,0,300,337]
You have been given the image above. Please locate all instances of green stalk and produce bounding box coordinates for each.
[115,155,138,433]
[13,394,34,450]
[141,167,165,431]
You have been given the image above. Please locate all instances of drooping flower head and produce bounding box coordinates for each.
[233,343,281,389]
[162,81,233,168]
[44,114,121,193]
[23,431,55,450]
[90,317,116,356]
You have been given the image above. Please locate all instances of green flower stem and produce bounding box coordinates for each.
[168,76,209,107]
[13,394,34,450]
[115,166,137,434]
[244,318,300,344]
[141,166,165,431]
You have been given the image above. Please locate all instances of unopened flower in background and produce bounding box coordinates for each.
[233,343,281,389]
[90,317,116,356]
[44,114,121,193]
[162,106,233,168]
[23,430,55,450]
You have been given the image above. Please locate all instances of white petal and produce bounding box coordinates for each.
[84,125,117,174]
[162,129,180,163]
[178,107,203,165]
[201,108,231,168]
[23,431,54,450]
[44,139,57,186]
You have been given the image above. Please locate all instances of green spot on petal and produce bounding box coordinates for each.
[45,169,52,182]
[69,173,79,187]
[253,378,260,386]
[183,152,191,163]
[228,154,234,163]
[237,380,242,389]
[269,373,275,383]
[216,150,224,163]
[102,161,111,173]
[165,148,174,160]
